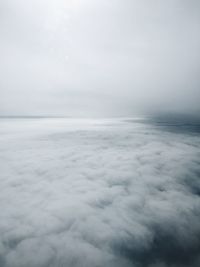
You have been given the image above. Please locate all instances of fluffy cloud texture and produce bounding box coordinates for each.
[0,118,200,267]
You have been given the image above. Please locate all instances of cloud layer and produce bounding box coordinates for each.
[0,118,200,267]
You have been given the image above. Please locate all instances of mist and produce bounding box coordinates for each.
[1,2,200,267]
[0,0,200,117]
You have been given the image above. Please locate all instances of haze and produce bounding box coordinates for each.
[0,0,200,116]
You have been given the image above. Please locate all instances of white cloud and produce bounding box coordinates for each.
[0,118,200,266]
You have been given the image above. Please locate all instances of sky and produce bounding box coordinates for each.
[0,0,200,117]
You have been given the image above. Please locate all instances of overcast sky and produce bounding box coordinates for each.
[0,0,200,117]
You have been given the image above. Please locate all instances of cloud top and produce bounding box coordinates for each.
[0,118,200,266]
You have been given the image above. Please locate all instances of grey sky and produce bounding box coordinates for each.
[0,0,200,117]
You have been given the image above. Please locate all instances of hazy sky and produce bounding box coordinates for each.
[0,0,200,117]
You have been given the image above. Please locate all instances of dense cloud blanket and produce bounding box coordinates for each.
[0,118,200,267]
